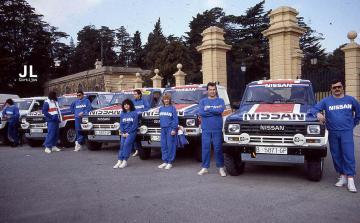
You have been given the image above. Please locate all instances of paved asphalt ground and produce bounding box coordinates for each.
[1,130,359,223]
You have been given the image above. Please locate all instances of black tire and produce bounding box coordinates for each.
[138,146,151,160]
[86,140,102,151]
[224,152,245,176]
[60,125,76,147]
[27,139,43,147]
[306,158,323,181]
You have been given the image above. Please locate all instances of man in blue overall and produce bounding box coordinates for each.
[311,79,360,193]
[131,89,150,156]
[71,91,91,152]
[43,92,61,154]
[2,99,20,147]
[198,82,226,177]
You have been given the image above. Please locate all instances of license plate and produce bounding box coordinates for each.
[30,129,43,133]
[151,135,160,142]
[95,130,111,136]
[256,146,288,155]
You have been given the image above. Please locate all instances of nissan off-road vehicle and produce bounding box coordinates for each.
[138,84,232,161]
[21,92,113,147]
[223,79,328,181]
[81,88,163,151]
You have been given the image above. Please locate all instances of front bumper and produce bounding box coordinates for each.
[85,130,121,142]
[25,132,47,139]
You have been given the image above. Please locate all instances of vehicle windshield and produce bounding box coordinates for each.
[110,94,134,105]
[91,94,113,109]
[162,88,207,104]
[242,84,315,105]
[58,96,77,107]
[14,100,32,110]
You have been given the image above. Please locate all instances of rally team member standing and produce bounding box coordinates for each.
[43,91,61,154]
[2,99,20,147]
[311,79,360,193]
[158,94,178,170]
[198,82,226,177]
[113,99,139,169]
[71,91,91,152]
[131,89,150,157]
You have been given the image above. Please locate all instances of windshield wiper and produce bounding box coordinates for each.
[245,100,273,104]
[273,99,305,105]
[178,98,198,103]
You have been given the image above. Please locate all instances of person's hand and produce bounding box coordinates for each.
[317,113,325,124]
[171,130,176,136]
[78,112,83,117]
[123,133,129,138]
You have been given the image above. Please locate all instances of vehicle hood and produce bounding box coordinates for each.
[226,103,317,122]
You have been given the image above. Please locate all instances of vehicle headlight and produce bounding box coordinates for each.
[228,124,240,133]
[113,122,120,130]
[139,125,148,134]
[21,118,26,123]
[307,125,320,134]
[82,117,89,123]
[81,122,93,130]
[293,133,306,145]
[186,119,196,126]
[21,122,30,129]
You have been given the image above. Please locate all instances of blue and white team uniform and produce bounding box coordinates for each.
[311,95,360,177]
[159,105,178,164]
[132,98,150,151]
[2,105,20,145]
[42,99,61,149]
[71,97,91,145]
[118,111,139,161]
[199,97,225,168]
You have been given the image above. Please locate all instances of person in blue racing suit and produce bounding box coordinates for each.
[131,89,150,157]
[198,82,226,177]
[311,79,360,193]
[71,90,91,152]
[158,93,178,170]
[42,91,61,154]
[2,99,20,147]
[113,99,139,169]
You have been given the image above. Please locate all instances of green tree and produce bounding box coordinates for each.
[116,26,132,66]
[130,30,144,67]
[99,26,117,66]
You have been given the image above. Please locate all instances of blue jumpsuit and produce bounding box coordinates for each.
[159,105,178,164]
[311,95,360,176]
[199,97,225,168]
[70,98,91,145]
[132,98,150,151]
[43,100,60,148]
[118,111,139,161]
[2,105,20,145]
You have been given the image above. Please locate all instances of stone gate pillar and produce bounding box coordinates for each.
[196,26,231,87]
[262,6,306,79]
[173,64,187,86]
[151,69,163,88]
[134,73,143,89]
[342,31,360,101]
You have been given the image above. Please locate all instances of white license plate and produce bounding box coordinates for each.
[30,129,43,133]
[151,135,160,142]
[256,146,288,155]
[95,130,111,136]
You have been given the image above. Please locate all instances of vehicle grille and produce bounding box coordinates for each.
[30,123,47,128]
[225,123,307,136]
[147,128,161,134]
[89,117,119,124]
[92,124,118,130]
[141,118,160,128]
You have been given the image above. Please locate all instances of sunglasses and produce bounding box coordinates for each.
[331,85,343,90]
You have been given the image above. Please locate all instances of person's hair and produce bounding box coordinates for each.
[133,89,142,98]
[122,99,135,112]
[161,93,172,105]
[77,90,84,95]
[48,91,57,101]
[330,79,344,88]
[5,98,14,105]
[207,82,217,91]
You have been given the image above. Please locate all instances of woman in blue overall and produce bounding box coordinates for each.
[158,93,178,170]
[2,99,20,147]
[43,91,61,154]
[113,99,139,169]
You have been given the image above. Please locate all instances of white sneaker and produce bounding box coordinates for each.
[132,150,138,157]
[158,163,167,169]
[219,168,227,177]
[44,148,52,154]
[347,178,357,193]
[113,160,122,169]
[197,168,209,176]
[165,164,173,170]
[74,141,81,152]
[335,175,347,187]
[52,146,61,152]
[119,160,127,169]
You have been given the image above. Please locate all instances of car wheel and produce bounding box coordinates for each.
[224,152,245,176]
[60,126,76,147]
[306,158,323,181]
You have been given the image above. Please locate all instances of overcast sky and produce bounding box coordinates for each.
[28,0,360,53]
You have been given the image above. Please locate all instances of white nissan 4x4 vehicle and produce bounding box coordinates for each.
[223,79,328,181]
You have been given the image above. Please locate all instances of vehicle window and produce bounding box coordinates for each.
[150,91,162,107]
[31,100,45,112]
[110,94,134,105]
[91,94,113,109]
[162,88,207,104]
[242,85,315,105]
[58,97,77,107]
[218,88,230,106]
[14,100,32,110]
